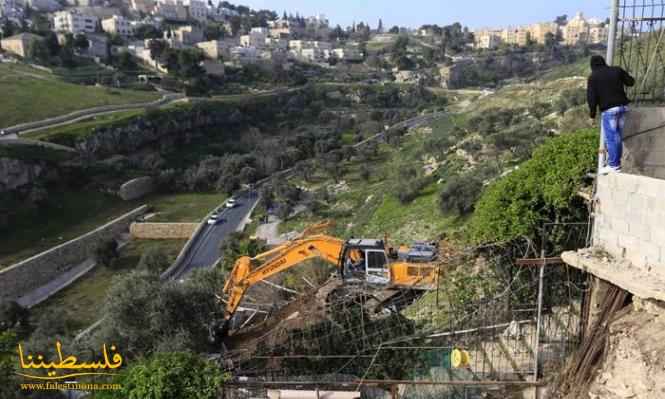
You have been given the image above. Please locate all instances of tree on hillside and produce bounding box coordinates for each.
[555,15,568,26]
[388,26,399,34]
[138,246,170,275]
[73,33,89,51]
[98,352,225,399]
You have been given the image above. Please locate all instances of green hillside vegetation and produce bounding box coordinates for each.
[0,63,159,128]
[23,110,146,142]
[469,129,597,244]
[0,139,77,162]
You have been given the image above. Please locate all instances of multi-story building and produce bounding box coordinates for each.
[164,25,203,47]
[0,33,43,58]
[528,22,559,45]
[264,37,287,51]
[589,25,609,45]
[153,0,187,21]
[196,39,233,59]
[240,28,267,48]
[183,0,206,22]
[52,11,99,34]
[230,46,258,64]
[268,19,294,38]
[208,6,238,22]
[501,27,530,46]
[101,15,134,37]
[563,12,590,45]
[332,47,363,62]
[474,29,501,49]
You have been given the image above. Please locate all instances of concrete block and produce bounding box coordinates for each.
[611,218,631,235]
[629,222,652,242]
[637,241,662,269]
[651,227,665,245]
[617,234,639,259]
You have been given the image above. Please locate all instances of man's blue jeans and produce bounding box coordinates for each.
[601,105,628,168]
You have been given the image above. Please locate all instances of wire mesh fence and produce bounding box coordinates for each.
[614,0,665,103]
[220,223,591,399]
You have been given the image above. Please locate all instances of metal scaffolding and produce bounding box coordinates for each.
[611,0,665,104]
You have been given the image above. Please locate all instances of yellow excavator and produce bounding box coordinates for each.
[222,221,439,324]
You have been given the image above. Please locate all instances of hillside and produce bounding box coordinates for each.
[264,65,593,246]
[0,63,160,128]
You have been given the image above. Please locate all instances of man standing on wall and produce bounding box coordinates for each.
[587,55,635,174]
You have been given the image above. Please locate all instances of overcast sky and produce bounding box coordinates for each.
[235,0,610,29]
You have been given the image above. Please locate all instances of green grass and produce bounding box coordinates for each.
[0,140,77,162]
[30,239,185,329]
[147,193,227,222]
[23,109,146,142]
[0,190,145,269]
[0,63,160,128]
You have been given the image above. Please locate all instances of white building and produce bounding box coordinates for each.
[230,46,258,64]
[332,47,363,61]
[102,15,134,37]
[52,10,99,34]
[164,25,203,47]
[196,39,233,59]
[153,0,187,21]
[240,29,267,48]
[208,6,238,21]
[183,0,206,22]
[265,37,287,50]
[25,0,61,12]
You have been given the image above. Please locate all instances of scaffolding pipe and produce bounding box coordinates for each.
[600,0,621,170]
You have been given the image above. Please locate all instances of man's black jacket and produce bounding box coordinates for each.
[587,55,635,118]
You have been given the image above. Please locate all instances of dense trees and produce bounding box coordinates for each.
[470,129,597,243]
[99,352,225,399]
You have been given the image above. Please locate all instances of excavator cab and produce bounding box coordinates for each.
[340,239,391,286]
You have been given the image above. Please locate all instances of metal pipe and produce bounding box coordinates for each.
[600,0,621,170]
[532,229,546,399]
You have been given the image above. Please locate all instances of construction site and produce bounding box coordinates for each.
[215,2,665,398]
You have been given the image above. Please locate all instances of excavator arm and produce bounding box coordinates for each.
[222,234,345,321]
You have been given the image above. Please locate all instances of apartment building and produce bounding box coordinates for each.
[501,27,530,46]
[102,15,134,37]
[164,25,203,47]
[52,10,99,34]
[196,39,233,59]
[474,29,501,49]
[240,28,267,48]
[528,22,559,45]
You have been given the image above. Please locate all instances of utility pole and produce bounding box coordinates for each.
[599,0,621,170]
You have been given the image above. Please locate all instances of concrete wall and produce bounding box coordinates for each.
[119,176,155,200]
[623,107,665,179]
[130,222,198,239]
[593,172,665,273]
[0,205,147,303]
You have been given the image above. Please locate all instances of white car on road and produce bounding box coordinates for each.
[207,213,222,225]
[225,198,236,208]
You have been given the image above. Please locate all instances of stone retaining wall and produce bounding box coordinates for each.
[130,222,198,240]
[0,205,147,303]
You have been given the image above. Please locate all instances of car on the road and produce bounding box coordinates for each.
[225,198,237,208]
[207,213,223,225]
[0,130,6,136]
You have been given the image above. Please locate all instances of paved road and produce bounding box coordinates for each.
[173,191,260,279]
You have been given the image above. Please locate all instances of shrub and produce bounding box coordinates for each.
[440,174,484,215]
[469,129,596,244]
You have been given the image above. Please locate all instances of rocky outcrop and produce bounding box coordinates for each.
[0,157,43,192]
[587,298,665,399]
[119,176,155,200]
